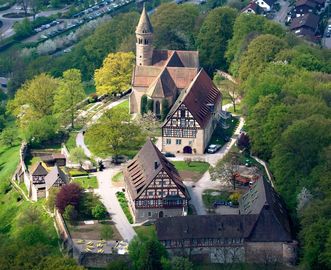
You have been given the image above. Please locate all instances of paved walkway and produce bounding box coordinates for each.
[76,97,128,158]
[94,168,136,242]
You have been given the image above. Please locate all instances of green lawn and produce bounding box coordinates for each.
[72,176,98,189]
[65,131,78,152]
[110,99,129,114]
[172,161,210,174]
[116,191,133,224]
[134,225,156,239]
[112,171,123,182]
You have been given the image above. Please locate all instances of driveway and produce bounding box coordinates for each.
[94,168,136,242]
[273,0,290,25]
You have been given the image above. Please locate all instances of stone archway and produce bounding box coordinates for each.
[183,146,192,154]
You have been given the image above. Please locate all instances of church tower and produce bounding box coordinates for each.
[136,5,153,66]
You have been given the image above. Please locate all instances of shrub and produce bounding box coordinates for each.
[147,98,154,113]
[92,203,108,220]
[63,205,78,224]
[141,95,147,115]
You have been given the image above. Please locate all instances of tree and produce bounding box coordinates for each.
[70,147,87,167]
[135,111,160,138]
[56,183,83,214]
[92,202,108,220]
[141,95,148,115]
[129,235,168,270]
[238,34,287,81]
[46,188,60,211]
[16,206,41,227]
[54,69,85,129]
[210,152,240,190]
[161,98,169,121]
[197,7,237,72]
[0,128,18,147]
[107,258,130,270]
[214,75,240,111]
[151,3,199,50]
[94,52,135,95]
[85,108,145,158]
[162,256,193,270]
[147,99,154,113]
[63,205,78,224]
[13,18,33,38]
[237,132,250,150]
[7,73,59,130]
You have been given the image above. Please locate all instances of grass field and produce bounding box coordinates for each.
[72,176,98,189]
[0,144,59,251]
[172,161,210,182]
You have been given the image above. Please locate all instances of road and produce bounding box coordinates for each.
[94,168,136,242]
[273,0,290,25]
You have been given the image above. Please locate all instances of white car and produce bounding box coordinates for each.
[207,144,221,154]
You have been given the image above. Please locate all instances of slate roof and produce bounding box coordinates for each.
[152,50,199,68]
[136,5,153,34]
[123,138,189,200]
[156,178,293,243]
[163,69,222,129]
[31,162,48,176]
[290,13,319,31]
[156,215,259,241]
[45,165,68,190]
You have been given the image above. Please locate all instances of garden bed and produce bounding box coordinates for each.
[72,176,98,189]
[116,191,133,224]
[202,189,241,212]
[69,220,122,241]
[134,225,155,239]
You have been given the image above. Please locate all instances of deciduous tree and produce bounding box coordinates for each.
[56,183,83,214]
[94,52,134,95]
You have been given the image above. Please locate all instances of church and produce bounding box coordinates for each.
[130,6,222,154]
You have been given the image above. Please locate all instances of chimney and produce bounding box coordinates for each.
[154,161,158,170]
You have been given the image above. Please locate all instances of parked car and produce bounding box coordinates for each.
[207,144,221,154]
[162,152,175,158]
[111,155,128,164]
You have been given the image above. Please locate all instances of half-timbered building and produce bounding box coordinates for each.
[161,69,222,154]
[30,162,49,200]
[123,138,190,223]
[45,165,68,197]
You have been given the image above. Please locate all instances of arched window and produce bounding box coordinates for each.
[144,39,148,45]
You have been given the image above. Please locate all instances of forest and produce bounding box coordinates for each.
[0,1,330,270]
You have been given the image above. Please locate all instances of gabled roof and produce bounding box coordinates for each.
[163,69,221,129]
[295,0,316,8]
[156,215,259,241]
[45,165,68,190]
[152,50,199,68]
[241,1,260,13]
[259,0,275,7]
[239,178,292,241]
[124,138,189,200]
[31,162,48,176]
[136,5,153,34]
[146,68,177,98]
[290,13,319,31]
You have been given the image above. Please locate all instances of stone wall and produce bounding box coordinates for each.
[134,207,185,224]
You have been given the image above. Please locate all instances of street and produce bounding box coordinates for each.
[273,0,290,25]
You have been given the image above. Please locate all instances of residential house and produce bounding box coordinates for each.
[41,153,66,167]
[161,69,222,155]
[123,138,190,223]
[241,2,261,14]
[253,0,275,11]
[295,0,316,16]
[30,162,48,200]
[45,164,68,197]
[156,178,297,265]
[290,13,320,41]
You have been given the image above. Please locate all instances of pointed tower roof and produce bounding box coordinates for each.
[136,5,153,34]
